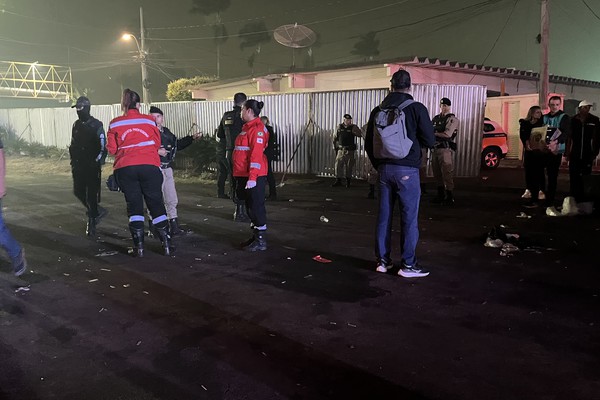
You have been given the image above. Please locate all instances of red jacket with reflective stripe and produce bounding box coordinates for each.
[107,109,161,170]
[232,117,269,180]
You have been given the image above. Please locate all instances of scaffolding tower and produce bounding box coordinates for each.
[0,61,73,101]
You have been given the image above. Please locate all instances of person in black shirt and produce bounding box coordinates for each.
[69,96,107,237]
[260,116,279,200]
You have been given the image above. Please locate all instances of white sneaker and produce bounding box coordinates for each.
[375,262,392,273]
[538,191,546,200]
[521,189,532,199]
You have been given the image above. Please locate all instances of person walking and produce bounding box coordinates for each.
[431,98,459,205]
[233,100,269,252]
[216,92,250,221]
[567,100,600,202]
[0,139,27,276]
[332,114,362,187]
[542,96,571,207]
[106,89,173,257]
[519,106,546,206]
[260,116,278,200]
[365,69,435,278]
[69,96,108,237]
[149,106,202,235]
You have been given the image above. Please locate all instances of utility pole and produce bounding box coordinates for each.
[140,6,151,104]
[539,0,549,107]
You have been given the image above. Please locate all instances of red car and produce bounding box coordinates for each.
[481,119,509,169]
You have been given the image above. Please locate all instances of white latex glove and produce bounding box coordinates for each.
[245,180,257,189]
[158,147,168,156]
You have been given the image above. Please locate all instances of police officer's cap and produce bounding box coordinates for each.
[440,97,452,106]
[343,114,352,120]
[149,106,163,115]
[71,96,91,110]
[233,92,247,104]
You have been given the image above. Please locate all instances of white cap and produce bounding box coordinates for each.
[578,100,593,108]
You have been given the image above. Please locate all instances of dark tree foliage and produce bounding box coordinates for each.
[238,21,270,51]
[351,31,380,61]
[190,0,231,16]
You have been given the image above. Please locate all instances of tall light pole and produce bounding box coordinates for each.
[121,7,151,104]
[539,0,549,107]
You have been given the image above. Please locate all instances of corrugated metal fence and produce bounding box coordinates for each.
[0,84,486,178]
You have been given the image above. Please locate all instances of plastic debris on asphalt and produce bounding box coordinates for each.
[88,279,98,283]
[100,268,112,272]
[500,243,520,257]
[319,216,329,223]
[325,198,333,201]
[312,255,332,263]
[14,286,30,293]
[95,251,118,257]
[516,212,532,219]
[289,199,295,202]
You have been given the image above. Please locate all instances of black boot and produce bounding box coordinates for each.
[86,217,96,237]
[331,178,342,187]
[233,204,250,222]
[431,186,446,204]
[244,229,267,252]
[168,218,184,235]
[129,224,144,257]
[367,184,375,199]
[147,219,158,238]
[345,178,351,188]
[240,225,256,248]
[444,190,455,205]
[155,224,175,256]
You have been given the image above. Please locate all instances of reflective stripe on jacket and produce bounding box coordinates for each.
[232,117,269,180]
[107,109,161,169]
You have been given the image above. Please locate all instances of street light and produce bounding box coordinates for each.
[121,32,151,104]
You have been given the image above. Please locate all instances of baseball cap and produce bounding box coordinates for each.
[440,98,451,106]
[343,114,352,119]
[71,96,91,110]
[578,100,593,108]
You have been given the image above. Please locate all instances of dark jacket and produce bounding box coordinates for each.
[263,125,277,161]
[69,116,106,169]
[568,112,600,162]
[365,92,435,168]
[216,106,243,152]
[159,126,194,168]
[519,118,544,148]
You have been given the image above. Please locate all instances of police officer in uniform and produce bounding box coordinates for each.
[69,96,107,237]
[149,106,202,235]
[332,113,362,187]
[216,92,250,221]
[431,98,459,205]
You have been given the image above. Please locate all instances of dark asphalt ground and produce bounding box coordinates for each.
[0,165,599,400]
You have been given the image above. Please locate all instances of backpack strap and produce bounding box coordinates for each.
[397,99,415,112]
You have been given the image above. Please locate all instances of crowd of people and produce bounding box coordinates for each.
[2,71,598,280]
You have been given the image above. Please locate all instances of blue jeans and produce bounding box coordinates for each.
[375,164,421,267]
[0,199,23,264]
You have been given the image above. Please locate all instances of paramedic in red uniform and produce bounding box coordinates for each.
[106,89,173,257]
[233,99,269,251]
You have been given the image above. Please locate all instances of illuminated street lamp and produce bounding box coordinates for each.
[121,8,151,103]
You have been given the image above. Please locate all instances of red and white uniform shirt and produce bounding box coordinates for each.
[107,109,161,170]
[232,117,269,180]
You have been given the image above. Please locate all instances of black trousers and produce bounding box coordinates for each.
[523,151,546,200]
[216,153,230,196]
[115,165,167,228]
[235,176,267,228]
[544,153,563,204]
[266,159,277,197]
[72,166,101,218]
[569,158,593,202]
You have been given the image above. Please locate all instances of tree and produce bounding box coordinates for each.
[238,21,270,74]
[166,76,216,102]
[351,31,380,61]
[190,0,232,77]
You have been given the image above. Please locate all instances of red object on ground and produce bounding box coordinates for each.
[312,255,332,263]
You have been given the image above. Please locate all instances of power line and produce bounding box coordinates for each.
[582,0,600,20]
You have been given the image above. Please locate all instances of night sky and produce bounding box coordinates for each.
[1,0,599,105]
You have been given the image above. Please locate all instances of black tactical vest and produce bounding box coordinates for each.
[223,106,243,150]
[70,117,103,167]
[432,113,457,142]
[336,124,357,150]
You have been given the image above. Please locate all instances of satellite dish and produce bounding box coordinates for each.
[274,23,317,49]
[273,24,317,69]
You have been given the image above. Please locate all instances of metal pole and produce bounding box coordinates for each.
[140,6,151,104]
[539,0,549,107]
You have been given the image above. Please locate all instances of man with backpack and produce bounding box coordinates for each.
[365,69,435,278]
[431,98,460,205]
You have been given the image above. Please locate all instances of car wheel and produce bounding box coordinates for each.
[482,148,501,169]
